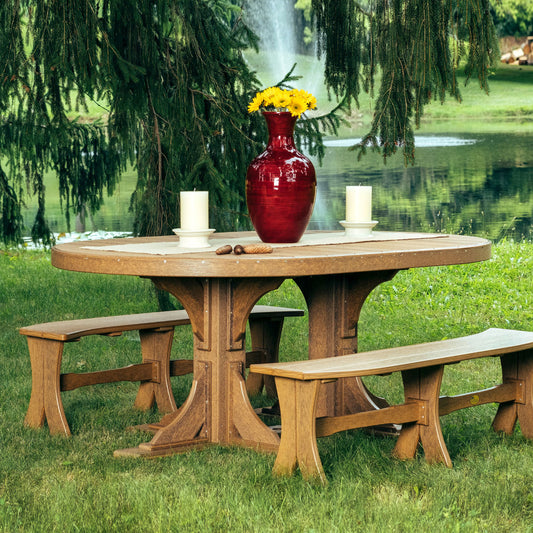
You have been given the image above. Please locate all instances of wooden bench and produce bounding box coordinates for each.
[21,305,304,436]
[250,328,533,484]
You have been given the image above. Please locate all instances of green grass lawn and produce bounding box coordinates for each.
[423,63,533,121]
[313,61,533,136]
[1,241,532,532]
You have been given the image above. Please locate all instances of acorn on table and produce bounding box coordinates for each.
[215,244,273,255]
[215,244,233,255]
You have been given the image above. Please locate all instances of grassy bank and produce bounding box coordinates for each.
[315,62,533,136]
[1,241,532,532]
[422,64,533,122]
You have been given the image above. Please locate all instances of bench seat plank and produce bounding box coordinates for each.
[20,305,304,342]
[251,328,533,380]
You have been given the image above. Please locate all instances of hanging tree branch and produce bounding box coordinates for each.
[312,0,499,163]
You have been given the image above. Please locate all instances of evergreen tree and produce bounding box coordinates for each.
[312,0,498,162]
[0,0,268,244]
[0,1,497,245]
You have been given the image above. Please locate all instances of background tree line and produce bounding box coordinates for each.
[491,0,533,37]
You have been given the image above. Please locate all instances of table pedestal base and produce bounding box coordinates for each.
[115,270,400,458]
[114,277,282,457]
[296,270,399,419]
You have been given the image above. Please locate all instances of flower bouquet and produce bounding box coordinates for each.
[248,87,317,118]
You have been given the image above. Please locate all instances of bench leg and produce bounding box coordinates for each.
[393,365,452,467]
[246,317,285,398]
[517,350,533,437]
[24,337,71,436]
[493,350,533,438]
[134,328,177,413]
[273,377,326,484]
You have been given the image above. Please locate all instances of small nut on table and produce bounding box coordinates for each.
[233,244,245,255]
[243,244,273,254]
[215,245,233,255]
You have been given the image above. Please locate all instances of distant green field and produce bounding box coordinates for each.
[421,63,533,123]
[245,47,533,134]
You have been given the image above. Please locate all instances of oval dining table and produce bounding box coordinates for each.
[51,230,491,457]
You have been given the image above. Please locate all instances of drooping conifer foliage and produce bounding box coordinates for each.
[0,1,497,245]
[0,1,263,244]
[312,0,498,161]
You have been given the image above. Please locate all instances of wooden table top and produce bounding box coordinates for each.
[51,231,491,278]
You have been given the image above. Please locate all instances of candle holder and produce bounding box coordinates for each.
[339,220,378,238]
[172,228,216,248]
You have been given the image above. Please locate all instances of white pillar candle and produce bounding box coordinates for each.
[345,186,372,222]
[180,191,209,230]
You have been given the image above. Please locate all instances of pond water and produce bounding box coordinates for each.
[308,130,533,242]
[22,129,533,243]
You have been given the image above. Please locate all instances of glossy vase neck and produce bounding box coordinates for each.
[263,111,297,150]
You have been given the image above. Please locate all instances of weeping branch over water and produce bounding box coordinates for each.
[0,0,341,245]
[312,0,498,163]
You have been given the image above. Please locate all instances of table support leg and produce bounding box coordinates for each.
[114,276,282,457]
[296,271,398,418]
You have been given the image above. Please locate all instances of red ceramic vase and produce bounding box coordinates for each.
[246,111,316,243]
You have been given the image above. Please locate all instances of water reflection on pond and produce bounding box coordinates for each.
[308,131,533,242]
[22,130,533,243]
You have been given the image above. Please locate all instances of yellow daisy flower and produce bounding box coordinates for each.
[247,93,263,113]
[261,87,278,108]
[272,89,291,109]
[288,98,307,118]
[248,86,317,116]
